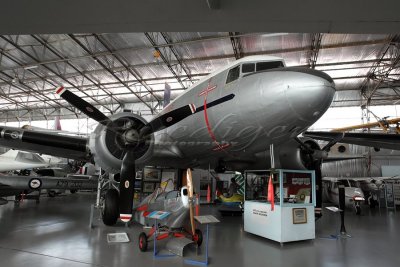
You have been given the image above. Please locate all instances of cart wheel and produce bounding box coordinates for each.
[193,229,203,246]
[139,232,148,252]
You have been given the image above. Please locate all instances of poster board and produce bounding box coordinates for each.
[143,168,161,182]
[160,170,175,192]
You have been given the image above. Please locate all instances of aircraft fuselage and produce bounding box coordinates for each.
[148,56,335,170]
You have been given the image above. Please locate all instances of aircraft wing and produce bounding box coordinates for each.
[0,126,90,161]
[0,175,98,191]
[0,161,50,172]
[324,154,366,162]
[304,131,400,150]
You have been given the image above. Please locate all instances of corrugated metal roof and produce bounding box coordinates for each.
[0,32,399,122]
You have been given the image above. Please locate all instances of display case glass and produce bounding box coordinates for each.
[244,169,315,206]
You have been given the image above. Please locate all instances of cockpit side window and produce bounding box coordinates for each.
[226,66,240,84]
[242,63,255,73]
[256,61,284,71]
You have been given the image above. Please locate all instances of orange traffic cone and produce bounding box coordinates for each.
[207,184,211,203]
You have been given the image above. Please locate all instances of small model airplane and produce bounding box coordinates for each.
[131,169,202,253]
[322,177,365,215]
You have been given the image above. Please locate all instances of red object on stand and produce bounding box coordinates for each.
[267,175,274,211]
[207,184,211,203]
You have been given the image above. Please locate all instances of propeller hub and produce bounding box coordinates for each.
[123,129,140,146]
[313,150,329,160]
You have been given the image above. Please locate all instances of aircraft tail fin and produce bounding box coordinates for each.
[163,83,171,108]
[54,115,62,131]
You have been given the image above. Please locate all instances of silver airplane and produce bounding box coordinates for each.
[0,55,336,225]
[322,177,365,215]
[0,149,61,172]
[0,173,98,204]
[334,176,400,209]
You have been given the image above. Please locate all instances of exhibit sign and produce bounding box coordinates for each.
[252,206,268,218]
[292,208,307,224]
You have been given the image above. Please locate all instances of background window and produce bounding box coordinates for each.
[226,66,240,83]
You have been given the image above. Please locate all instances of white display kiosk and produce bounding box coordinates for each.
[244,169,316,244]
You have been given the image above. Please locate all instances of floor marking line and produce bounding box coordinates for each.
[0,246,107,267]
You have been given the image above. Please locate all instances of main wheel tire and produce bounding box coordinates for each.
[102,189,119,226]
[70,189,77,194]
[194,229,203,246]
[139,232,148,252]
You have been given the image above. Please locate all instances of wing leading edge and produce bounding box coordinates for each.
[304,131,400,151]
[0,126,90,161]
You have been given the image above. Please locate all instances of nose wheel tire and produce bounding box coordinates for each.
[139,232,148,252]
[102,189,119,226]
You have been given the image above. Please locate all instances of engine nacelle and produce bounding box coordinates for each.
[88,112,154,173]
[277,137,321,170]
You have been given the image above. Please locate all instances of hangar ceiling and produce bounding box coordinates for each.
[0,32,399,122]
[0,0,399,34]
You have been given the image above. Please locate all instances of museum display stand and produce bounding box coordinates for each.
[244,169,316,244]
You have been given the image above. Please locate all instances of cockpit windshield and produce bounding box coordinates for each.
[226,60,284,84]
[242,61,284,74]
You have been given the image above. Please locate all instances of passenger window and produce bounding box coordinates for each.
[242,63,255,73]
[256,61,284,71]
[226,66,240,84]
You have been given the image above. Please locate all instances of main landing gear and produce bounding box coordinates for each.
[102,189,119,226]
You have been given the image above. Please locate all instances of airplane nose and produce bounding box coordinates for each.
[284,68,335,122]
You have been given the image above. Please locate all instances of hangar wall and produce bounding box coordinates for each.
[322,145,400,177]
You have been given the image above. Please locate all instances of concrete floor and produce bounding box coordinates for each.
[0,193,399,267]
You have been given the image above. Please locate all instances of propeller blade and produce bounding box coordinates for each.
[321,132,345,151]
[56,87,112,126]
[140,104,196,137]
[294,137,313,154]
[186,168,196,236]
[118,150,136,223]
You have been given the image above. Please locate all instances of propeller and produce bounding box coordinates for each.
[56,87,112,126]
[56,87,196,222]
[294,133,344,213]
[186,168,196,236]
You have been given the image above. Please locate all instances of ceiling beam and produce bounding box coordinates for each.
[360,34,400,105]
[68,34,156,114]
[0,36,390,73]
[30,34,114,113]
[160,32,194,83]
[229,32,243,60]
[308,33,323,69]
[93,34,161,103]
[144,32,187,89]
